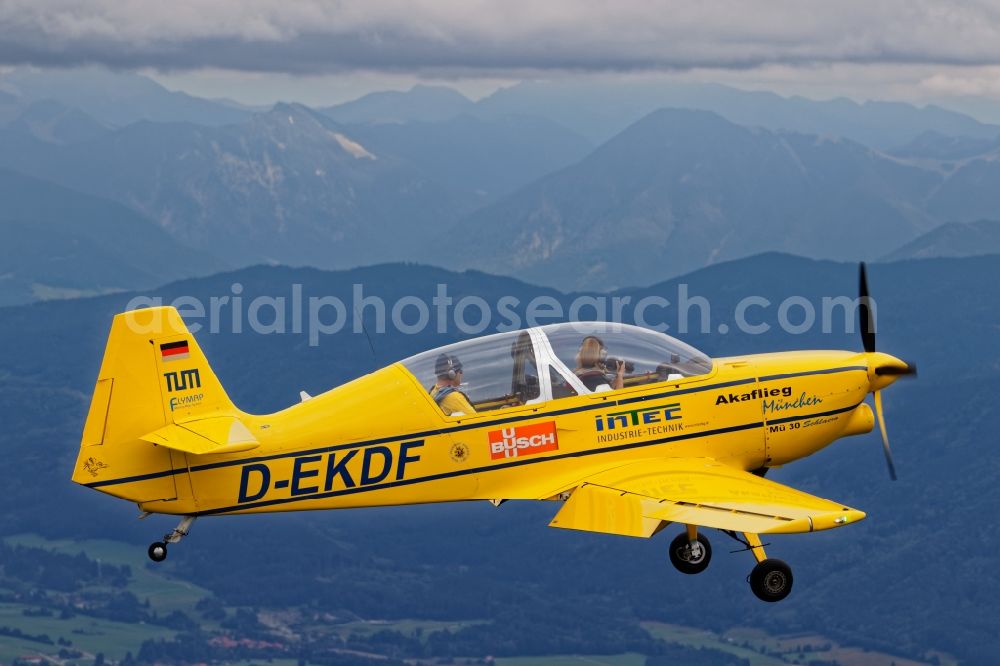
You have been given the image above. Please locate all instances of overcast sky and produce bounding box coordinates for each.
[4,1,1000,117]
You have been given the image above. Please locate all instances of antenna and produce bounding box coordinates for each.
[353,306,379,372]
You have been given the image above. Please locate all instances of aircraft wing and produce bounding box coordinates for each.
[548,458,865,538]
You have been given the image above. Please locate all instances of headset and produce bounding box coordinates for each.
[434,353,463,380]
[579,335,608,364]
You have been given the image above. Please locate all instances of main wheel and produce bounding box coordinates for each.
[148,541,168,563]
[749,558,793,602]
[668,532,712,574]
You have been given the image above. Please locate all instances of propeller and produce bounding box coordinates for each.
[859,263,876,354]
[859,263,918,377]
[857,262,915,481]
[873,391,897,481]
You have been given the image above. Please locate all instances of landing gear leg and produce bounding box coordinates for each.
[743,532,767,564]
[147,516,196,563]
[669,524,712,574]
[741,532,793,602]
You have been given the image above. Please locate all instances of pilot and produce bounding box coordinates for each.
[430,353,477,416]
[574,335,625,392]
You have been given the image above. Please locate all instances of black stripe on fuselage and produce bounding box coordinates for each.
[765,401,863,426]
[758,365,868,382]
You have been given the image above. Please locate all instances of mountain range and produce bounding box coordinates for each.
[0,100,594,271]
[444,108,948,290]
[7,68,998,150]
[0,167,223,306]
[882,219,1000,261]
[0,67,252,128]
[319,84,476,124]
[2,67,1000,296]
[334,78,1000,150]
[890,129,1000,160]
[0,104,474,268]
[493,80,1000,148]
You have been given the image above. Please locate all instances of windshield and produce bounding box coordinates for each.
[540,322,712,392]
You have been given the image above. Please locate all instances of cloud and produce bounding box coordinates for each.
[4,1,1000,75]
[917,66,1000,97]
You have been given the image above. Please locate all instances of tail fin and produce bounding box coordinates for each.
[73,307,255,495]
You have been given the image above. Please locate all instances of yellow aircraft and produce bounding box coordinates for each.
[72,264,913,602]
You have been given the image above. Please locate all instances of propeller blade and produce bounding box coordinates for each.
[859,262,876,353]
[873,390,897,481]
[874,362,918,377]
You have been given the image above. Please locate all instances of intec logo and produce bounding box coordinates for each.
[488,421,559,460]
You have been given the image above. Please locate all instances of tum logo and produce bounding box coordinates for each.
[164,368,201,393]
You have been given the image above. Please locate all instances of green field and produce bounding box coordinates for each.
[6,533,213,616]
[0,534,209,663]
[496,653,646,666]
[0,601,176,664]
[642,621,944,666]
[333,617,487,639]
[643,622,787,666]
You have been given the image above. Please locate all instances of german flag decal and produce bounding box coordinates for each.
[160,340,190,362]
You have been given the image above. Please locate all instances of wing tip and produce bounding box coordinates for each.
[763,508,867,534]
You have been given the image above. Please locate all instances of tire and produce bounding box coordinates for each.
[749,558,793,602]
[148,541,168,563]
[668,531,712,574]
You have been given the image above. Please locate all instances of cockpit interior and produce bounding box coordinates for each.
[402,322,713,415]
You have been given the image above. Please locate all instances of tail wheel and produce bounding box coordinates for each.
[148,542,168,563]
[749,558,793,602]
[668,531,712,574]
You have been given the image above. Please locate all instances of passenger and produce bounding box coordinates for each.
[574,336,625,392]
[429,354,477,416]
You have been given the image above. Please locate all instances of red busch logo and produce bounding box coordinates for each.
[488,421,559,460]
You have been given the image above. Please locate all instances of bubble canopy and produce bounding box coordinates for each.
[401,322,713,415]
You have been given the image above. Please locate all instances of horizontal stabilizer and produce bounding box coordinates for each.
[140,415,259,456]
